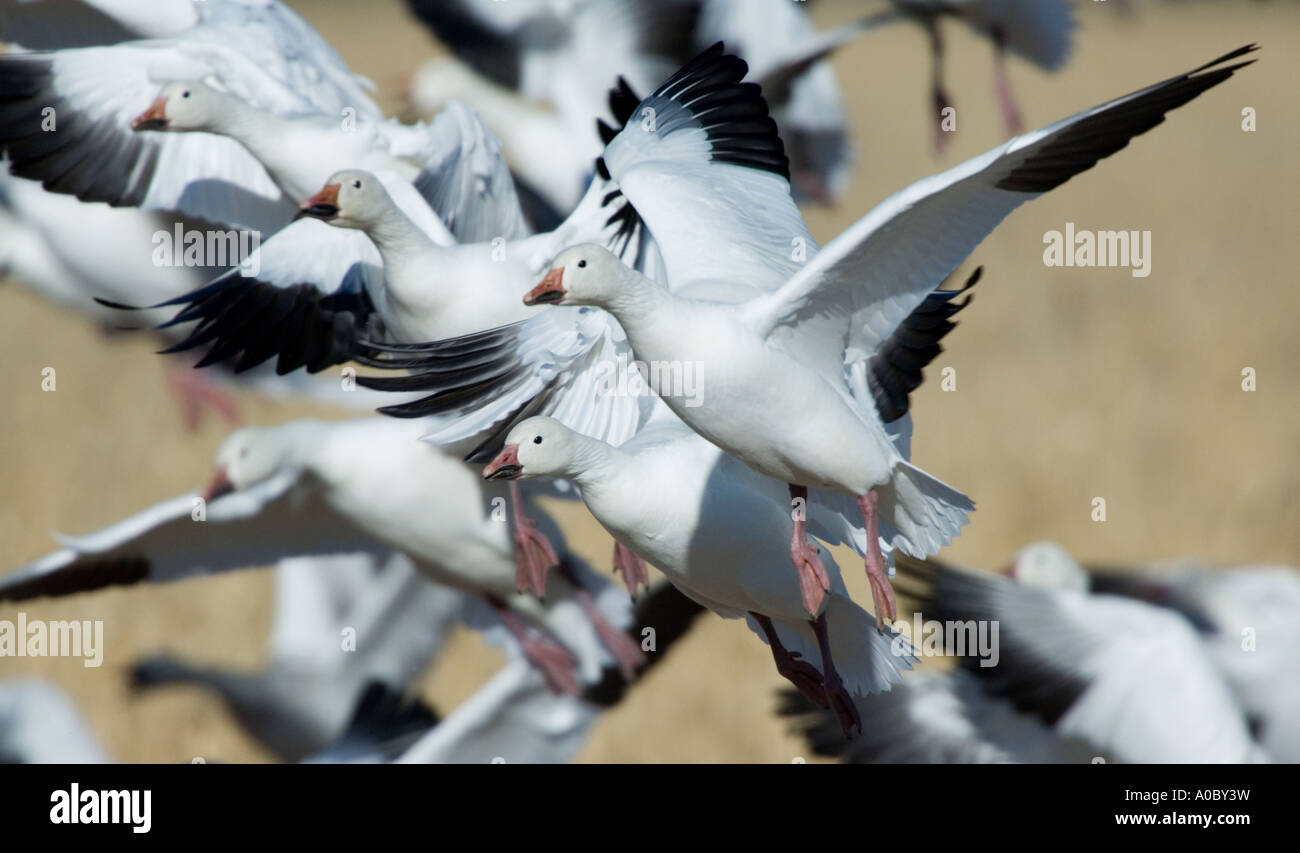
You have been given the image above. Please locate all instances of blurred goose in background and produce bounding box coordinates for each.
[404,0,701,215]
[0,680,111,764]
[314,582,706,764]
[0,416,647,697]
[1012,542,1300,763]
[885,551,1270,763]
[405,0,887,208]
[779,670,1098,764]
[129,551,467,762]
[0,0,527,241]
[887,0,1076,149]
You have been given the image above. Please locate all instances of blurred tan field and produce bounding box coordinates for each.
[1,0,1297,763]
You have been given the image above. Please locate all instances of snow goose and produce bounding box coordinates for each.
[887,0,1077,148]
[407,0,884,206]
[1013,542,1300,763]
[505,43,1256,627]
[0,416,646,696]
[128,552,466,762]
[0,0,527,241]
[893,552,1268,763]
[481,415,917,735]
[404,0,701,213]
[315,582,706,764]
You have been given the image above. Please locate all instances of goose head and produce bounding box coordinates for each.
[482,417,576,481]
[203,424,301,502]
[525,245,625,308]
[295,169,390,230]
[131,81,225,132]
[1006,541,1090,593]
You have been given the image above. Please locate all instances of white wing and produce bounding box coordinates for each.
[0,45,289,232]
[266,551,465,683]
[0,1,382,231]
[601,43,810,297]
[407,101,530,243]
[748,46,1258,368]
[356,175,657,453]
[0,472,386,602]
[136,172,454,376]
[0,680,111,764]
[396,660,600,764]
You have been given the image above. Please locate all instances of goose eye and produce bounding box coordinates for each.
[353,180,361,189]
[577,259,587,269]
[532,436,543,445]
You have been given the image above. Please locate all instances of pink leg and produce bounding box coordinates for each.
[612,542,649,598]
[561,562,645,681]
[509,481,559,598]
[752,612,827,708]
[788,485,830,616]
[992,39,1022,134]
[492,599,579,696]
[165,364,240,431]
[811,612,862,737]
[857,490,897,629]
[927,20,955,154]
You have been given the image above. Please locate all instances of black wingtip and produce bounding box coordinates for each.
[996,44,1259,195]
[93,296,142,311]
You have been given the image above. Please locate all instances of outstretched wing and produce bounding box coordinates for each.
[746,46,1258,369]
[0,473,384,602]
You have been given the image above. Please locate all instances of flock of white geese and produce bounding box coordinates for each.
[0,0,1294,764]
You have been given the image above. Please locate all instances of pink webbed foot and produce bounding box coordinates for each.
[777,650,829,709]
[509,481,559,598]
[612,542,649,598]
[789,485,831,617]
[165,364,240,431]
[751,613,827,708]
[994,58,1023,135]
[991,30,1023,135]
[563,563,645,681]
[491,599,579,695]
[522,634,580,696]
[791,538,830,618]
[926,20,955,155]
[857,491,898,630]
